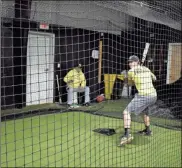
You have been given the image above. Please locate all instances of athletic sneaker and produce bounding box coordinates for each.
[68,104,80,109]
[118,134,134,146]
[137,129,152,136]
[83,102,90,107]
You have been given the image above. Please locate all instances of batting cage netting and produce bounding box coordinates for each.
[1,1,182,167]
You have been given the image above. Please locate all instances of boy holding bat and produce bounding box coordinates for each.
[119,55,157,146]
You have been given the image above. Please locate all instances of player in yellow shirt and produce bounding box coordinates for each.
[119,55,157,146]
[64,64,90,108]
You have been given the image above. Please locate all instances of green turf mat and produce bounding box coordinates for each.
[1,112,181,167]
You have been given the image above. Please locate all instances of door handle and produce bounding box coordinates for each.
[44,68,49,72]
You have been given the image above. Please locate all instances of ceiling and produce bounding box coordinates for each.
[1,1,181,33]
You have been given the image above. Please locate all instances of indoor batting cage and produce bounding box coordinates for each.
[1,0,182,167]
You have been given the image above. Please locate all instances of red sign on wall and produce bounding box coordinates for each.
[39,23,49,30]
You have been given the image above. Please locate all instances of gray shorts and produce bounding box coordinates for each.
[125,94,157,115]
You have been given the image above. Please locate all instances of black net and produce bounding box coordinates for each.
[1,0,182,167]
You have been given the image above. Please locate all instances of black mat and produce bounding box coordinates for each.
[93,128,116,136]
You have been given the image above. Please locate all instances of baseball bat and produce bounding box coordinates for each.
[141,43,150,65]
[56,74,62,104]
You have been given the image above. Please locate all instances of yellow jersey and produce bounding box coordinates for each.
[128,66,157,96]
[64,68,86,88]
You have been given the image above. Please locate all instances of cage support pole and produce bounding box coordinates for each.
[98,40,103,83]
